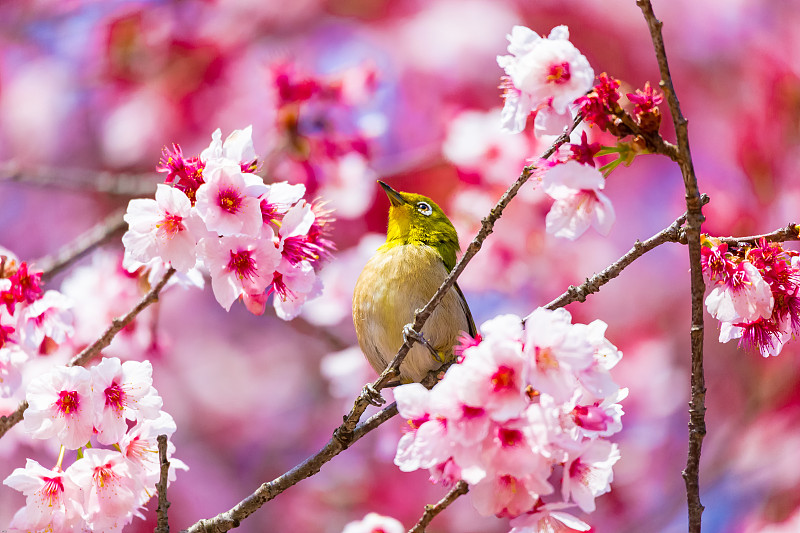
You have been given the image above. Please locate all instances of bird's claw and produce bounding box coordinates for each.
[403,324,443,363]
[362,383,386,406]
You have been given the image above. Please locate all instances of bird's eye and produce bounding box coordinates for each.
[416,202,433,216]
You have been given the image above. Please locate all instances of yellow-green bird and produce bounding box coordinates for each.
[353,181,476,385]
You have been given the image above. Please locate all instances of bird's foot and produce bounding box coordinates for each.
[403,324,443,363]
[362,383,386,407]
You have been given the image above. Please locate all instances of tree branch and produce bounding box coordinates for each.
[0,160,159,197]
[155,434,171,533]
[408,480,469,533]
[0,267,176,440]
[636,2,707,532]
[37,208,128,283]
[715,224,800,247]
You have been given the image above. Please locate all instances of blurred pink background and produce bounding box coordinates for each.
[2,0,800,532]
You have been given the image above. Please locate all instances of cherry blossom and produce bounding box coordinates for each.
[497,25,594,134]
[561,439,620,512]
[194,161,264,237]
[199,233,281,311]
[23,365,94,449]
[3,459,84,533]
[341,512,405,533]
[66,449,137,533]
[89,358,163,445]
[200,125,257,169]
[122,183,205,273]
[15,289,74,352]
[541,160,615,240]
[508,503,591,533]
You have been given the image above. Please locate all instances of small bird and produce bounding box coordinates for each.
[353,181,476,386]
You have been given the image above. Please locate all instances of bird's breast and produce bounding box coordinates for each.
[353,243,469,382]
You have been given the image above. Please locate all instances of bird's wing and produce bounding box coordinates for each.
[454,282,477,338]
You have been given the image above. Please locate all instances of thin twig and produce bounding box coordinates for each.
[155,434,171,533]
[408,480,469,533]
[181,117,583,533]
[37,208,128,282]
[0,160,159,197]
[636,2,707,532]
[715,224,800,247]
[0,268,176,440]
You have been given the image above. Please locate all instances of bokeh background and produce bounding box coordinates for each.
[2,0,800,532]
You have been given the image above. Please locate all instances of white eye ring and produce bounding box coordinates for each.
[416,202,432,216]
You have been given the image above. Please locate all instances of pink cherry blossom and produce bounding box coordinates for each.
[341,512,405,533]
[561,439,620,512]
[0,344,27,397]
[119,411,186,499]
[66,448,137,533]
[508,503,591,533]
[497,25,594,134]
[705,261,773,323]
[198,233,281,311]
[3,459,84,532]
[541,161,615,240]
[90,358,163,445]
[16,289,74,352]
[194,162,264,237]
[122,183,205,273]
[524,308,596,403]
[200,126,257,168]
[458,336,528,422]
[271,259,322,320]
[259,182,306,225]
[470,472,545,518]
[393,383,452,473]
[22,365,94,449]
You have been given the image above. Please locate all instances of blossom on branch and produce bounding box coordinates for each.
[497,25,594,135]
[393,309,624,528]
[541,160,615,240]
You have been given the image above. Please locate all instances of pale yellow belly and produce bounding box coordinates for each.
[352,244,470,383]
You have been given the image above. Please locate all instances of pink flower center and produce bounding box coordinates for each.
[407,414,430,431]
[546,62,571,84]
[104,381,126,413]
[498,427,523,447]
[228,249,258,281]
[93,464,115,489]
[217,188,244,214]
[462,405,485,419]
[569,459,593,485]
[158,214,185,237]
[572,405,612,431]
[491,365,516,391]
[41,476,64,506]
[56,390,79,416]
[499,474,517,491]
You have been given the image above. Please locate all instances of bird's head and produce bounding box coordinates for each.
[378,181,460,269]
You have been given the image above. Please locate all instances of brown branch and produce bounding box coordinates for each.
[0,268,176,440]
[530,197,707,317]
[155,434,171,533]
[0,160,159,197]
[408,480,469,533]
[715,224,800,247]
[636,2,707,532]
[37,208,128,283]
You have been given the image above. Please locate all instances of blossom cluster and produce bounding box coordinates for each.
[702,237,800,357]
[123,126,335,319]
[0,255,74,398]
[4,357,184,533]
[497,25,594,136]
[393,309,625,532]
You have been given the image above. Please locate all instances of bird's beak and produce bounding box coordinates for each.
[378,180,407,207]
